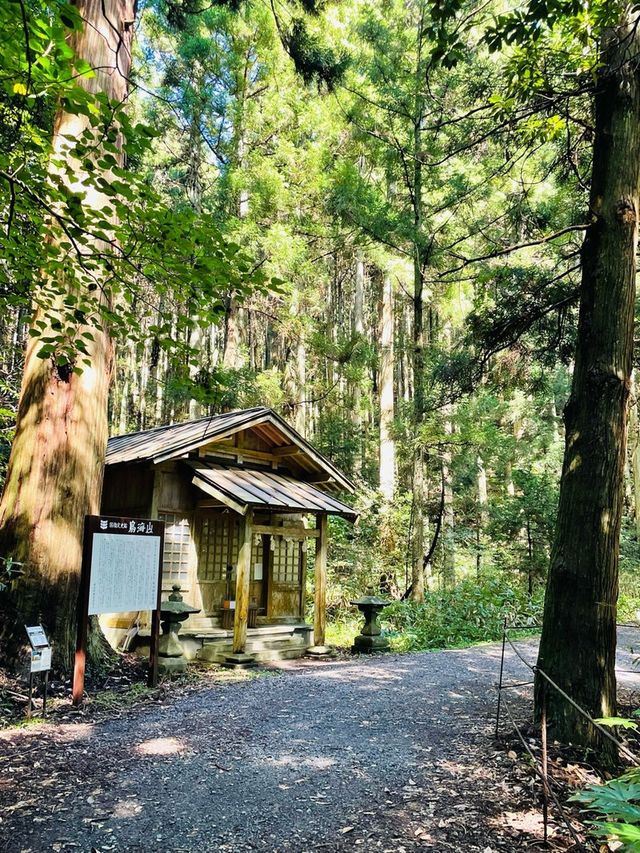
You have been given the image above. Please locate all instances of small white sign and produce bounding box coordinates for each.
[25,625,49,649]
[254,562,263,581]
[30,647,51,673]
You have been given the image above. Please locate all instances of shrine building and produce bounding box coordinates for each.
[99,407,357,665]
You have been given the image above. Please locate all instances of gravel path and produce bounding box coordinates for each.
[1,633,639,853]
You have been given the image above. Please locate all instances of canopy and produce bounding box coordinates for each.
[187,461,358,521]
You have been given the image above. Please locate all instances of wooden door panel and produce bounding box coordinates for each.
[268,538,303,620]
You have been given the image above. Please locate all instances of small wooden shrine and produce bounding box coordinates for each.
[100,407,357,665]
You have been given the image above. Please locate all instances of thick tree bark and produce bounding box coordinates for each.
[535,14,640,760]
[0,0,135,673]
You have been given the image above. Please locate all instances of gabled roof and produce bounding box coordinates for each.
[106,407,355,493]
[189,461,357,520]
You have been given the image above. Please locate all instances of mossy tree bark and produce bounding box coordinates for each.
[535,13,640,761]
[0,0,135,674]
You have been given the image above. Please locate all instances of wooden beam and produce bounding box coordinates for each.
[233,508,254,654]
[253,524,320,538]
[272,444,300,457]
[150,469,162,518]
[202,442,277,463]
[313,513,328,647]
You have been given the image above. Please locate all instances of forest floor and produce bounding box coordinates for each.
[1,632,640,853]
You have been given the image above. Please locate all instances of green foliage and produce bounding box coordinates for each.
[572,769,640,851]
[285,19,349,89]
[0,555,25,593]
[0,378,17,488]
[0,0,273,377]
[381,577,543,651]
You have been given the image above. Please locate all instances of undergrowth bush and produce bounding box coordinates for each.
[380,577,544,651]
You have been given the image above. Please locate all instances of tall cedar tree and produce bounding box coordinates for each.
[0,0,135,672]
[535,11,640,759]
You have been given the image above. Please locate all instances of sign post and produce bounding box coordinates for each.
[73,516,164,706]
[25,625,51,718]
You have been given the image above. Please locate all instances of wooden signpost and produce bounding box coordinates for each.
[72,515,164,706]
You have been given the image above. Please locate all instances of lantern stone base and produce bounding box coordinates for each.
[158,655,188,675]
[306,645,334,658]
[222,652,257,669]
[352,633,390,654]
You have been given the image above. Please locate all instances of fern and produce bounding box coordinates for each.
[571,771,640,851]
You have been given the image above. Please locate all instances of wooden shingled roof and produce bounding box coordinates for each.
[106,406,355,493]
[188,461,358,520]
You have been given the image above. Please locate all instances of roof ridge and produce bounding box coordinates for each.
[108,406,272,442]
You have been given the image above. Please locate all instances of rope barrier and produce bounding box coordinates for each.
[495,619,640,849]
[499,622,640,765]
[534,668,640,766]
[499,691,596,851]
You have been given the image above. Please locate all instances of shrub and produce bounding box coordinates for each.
[381,576,543,651]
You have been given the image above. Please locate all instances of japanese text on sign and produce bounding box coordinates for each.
[87,517,163,615]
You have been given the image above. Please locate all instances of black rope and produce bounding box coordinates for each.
[494,622,640,851]
[500,630,640,765]
[500,692,596,852]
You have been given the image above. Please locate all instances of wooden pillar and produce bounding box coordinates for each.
[313,513,328,648]
[233,508,254,654]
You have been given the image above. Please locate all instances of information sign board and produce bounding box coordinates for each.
[73,515,165,705]
[31,646,52,673]
[26,624,49,649]
[24,625,51,718]
[87,518,162,615]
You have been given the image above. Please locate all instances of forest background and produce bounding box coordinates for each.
[2,0,640,654]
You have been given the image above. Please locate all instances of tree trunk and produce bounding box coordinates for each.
[441,323,454,588]
[222,297,242,373]
[0,0,135,673]
[411,450,425,601]
[476,455,488,576]
[351,257,365,475]
[535,14,640,760]
[379,270,395,501]
[290,291,307,436]
[188,322,203,420]
[410,17,426,602]
[442,443,455,588]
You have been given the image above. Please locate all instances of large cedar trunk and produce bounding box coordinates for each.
[535,14,640,759]
[0,0,135,673]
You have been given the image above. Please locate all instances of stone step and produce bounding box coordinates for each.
[198,643,307,665]
[197,633,307,664]
[193,623,309,641]
[200,635,306,653]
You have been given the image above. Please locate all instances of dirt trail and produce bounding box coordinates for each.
[1,633,638,853]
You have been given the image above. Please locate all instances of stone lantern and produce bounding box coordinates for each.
[158,584,200,674]
[350,586,390,653]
